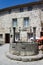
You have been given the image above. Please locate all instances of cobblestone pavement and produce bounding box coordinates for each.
[0,44,43,65]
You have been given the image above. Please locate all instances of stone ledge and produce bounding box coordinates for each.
[6,51,43,62]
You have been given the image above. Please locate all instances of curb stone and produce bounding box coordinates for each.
[6,52,43,62]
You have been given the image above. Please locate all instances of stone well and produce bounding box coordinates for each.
[6,27,43,61]
[10,42,38,56]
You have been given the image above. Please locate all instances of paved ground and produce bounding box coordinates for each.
[0,44,43,65]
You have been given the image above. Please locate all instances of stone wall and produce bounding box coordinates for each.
[10,42,38,56]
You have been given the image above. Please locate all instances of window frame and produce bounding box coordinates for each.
[12,18,17,27]
[23,17,29,27]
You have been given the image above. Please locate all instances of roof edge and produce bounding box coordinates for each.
[0,1,43,12]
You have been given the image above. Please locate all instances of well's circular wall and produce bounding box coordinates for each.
[10,42,38,56]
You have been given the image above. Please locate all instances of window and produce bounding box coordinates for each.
[41,27,43,31]
[33,27,36,34]
[12,19,17,27]
[0,34,3,38]
[8,10,11,14]
[28,6,32,11]
[27,33,33,39]
[20,8,23,12]
[23,17,29,27]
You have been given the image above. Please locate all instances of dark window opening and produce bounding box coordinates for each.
[27,33,33,39]
[8,10,11,14]
[20,8,23,12]
[41,27,43,31]
[40,32,43,36]
[0,34,3,38]
[28,6,32,11]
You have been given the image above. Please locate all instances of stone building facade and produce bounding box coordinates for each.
[0,1,43,44]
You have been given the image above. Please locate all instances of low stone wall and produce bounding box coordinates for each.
[10,42,38,56]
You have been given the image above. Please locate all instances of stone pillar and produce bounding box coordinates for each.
[20,31,27,42]
[10,27,13,43]
[33,27,36,41]
[13,27,16,43]
[9,27,13,52]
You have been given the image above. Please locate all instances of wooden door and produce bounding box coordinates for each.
[5,34,10,43]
